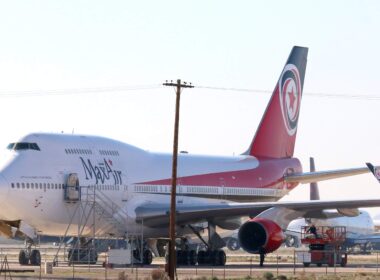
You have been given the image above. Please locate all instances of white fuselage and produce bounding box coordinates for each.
[0,133,300,238]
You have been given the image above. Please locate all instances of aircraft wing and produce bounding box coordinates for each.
[284,167,369,184]
[134,198,380,228]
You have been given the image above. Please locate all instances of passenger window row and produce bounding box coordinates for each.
[99,150,119,156]
[65,148,92,155]
[11,182,63,190]
[89,185,120,191]
[10,182,121,192]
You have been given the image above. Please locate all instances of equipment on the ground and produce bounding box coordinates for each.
[300,226,347,267]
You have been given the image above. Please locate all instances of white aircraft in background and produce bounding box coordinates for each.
[285,213,378,252]
[1,46,380,267]
[284,159,380,252]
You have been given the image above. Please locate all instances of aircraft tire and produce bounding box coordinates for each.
[182,250,190,265]
[197,251,206,265]
[189,250,197,265]
[30,250,41,266]
[176,250,183,265]
[19,250,29,265]
[143,250,153,265]
[217,250,227,266]
[210,250,218,265]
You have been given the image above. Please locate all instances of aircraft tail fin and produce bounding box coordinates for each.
[245,46,308,158]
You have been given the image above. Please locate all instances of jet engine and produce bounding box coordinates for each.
[238,218,285,253]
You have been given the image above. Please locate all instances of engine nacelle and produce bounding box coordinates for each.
[238,218,285,254]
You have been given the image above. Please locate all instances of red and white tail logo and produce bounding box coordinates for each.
[279,64,302,136]
[246,46,308,158]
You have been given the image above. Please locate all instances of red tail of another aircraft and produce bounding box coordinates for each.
[246,46,308,158]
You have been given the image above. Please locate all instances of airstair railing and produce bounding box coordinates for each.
[54,185,132,265]
[53,192,95,265]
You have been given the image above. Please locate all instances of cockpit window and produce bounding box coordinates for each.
[6,142,40,151]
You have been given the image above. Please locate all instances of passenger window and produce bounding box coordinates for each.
[22,183,25,189]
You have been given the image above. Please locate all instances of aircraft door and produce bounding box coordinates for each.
[64,173,81,202]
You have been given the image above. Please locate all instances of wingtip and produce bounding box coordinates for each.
[366,162,374,173]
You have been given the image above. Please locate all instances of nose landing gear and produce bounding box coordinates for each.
[18,242,41,266]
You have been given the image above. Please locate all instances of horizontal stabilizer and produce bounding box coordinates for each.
[284,167,369,184]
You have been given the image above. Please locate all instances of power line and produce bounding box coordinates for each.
[0,84,162,97]
[304,91,380,100]
[0,83,379,100]
[197,85,270,93]
[196,85,380,100]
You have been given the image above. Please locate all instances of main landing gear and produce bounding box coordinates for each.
[127,238,153,265]
[133,248,153,265]
[19,240,41,266]
[174,247,226,266]
[196,249,226,266]
[174,223,227,266]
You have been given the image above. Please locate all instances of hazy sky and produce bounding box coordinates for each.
[1,1,380,213]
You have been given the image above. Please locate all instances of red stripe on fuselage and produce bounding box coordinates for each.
[138,157,302,191]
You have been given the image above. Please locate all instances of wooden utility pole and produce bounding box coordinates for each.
[163,79,193,280]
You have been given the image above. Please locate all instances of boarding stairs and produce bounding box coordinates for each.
[53,186,129,265]
[92,189,128,236]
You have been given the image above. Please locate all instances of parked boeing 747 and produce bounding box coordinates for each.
[0,46,379,266]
